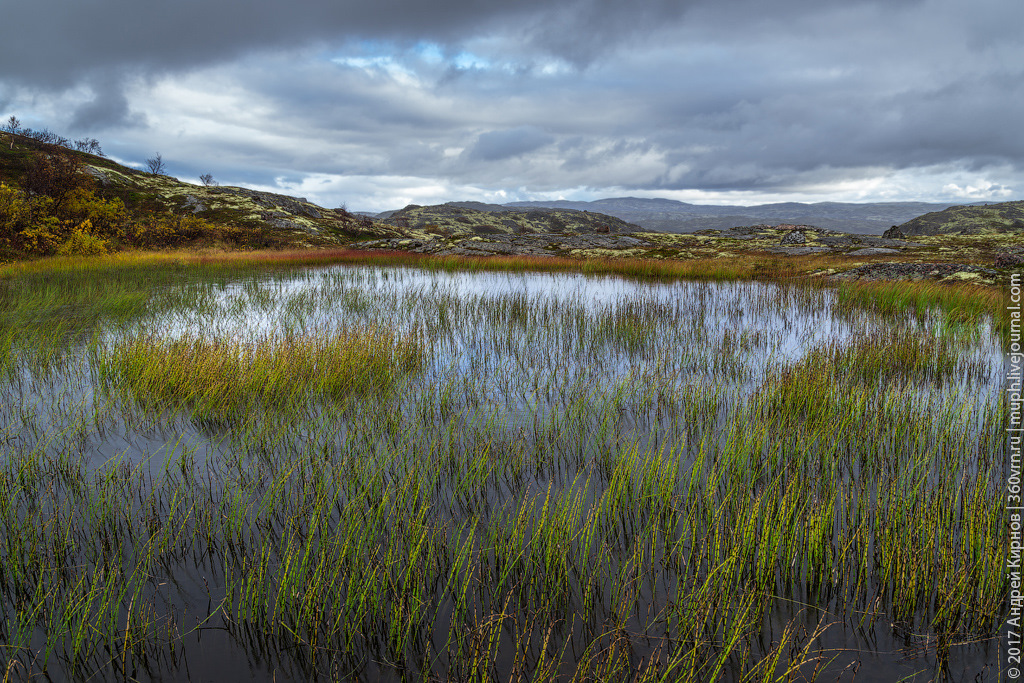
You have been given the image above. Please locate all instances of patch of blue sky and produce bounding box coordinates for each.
[452,51,490,70]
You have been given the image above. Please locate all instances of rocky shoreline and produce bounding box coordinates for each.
[351,222,1015,286]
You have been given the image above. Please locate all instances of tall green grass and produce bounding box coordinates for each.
[97,330,422,421]
[835,279,1007,340]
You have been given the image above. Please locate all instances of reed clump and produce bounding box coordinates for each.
[835,279,1006,339]
[98,329,422,420]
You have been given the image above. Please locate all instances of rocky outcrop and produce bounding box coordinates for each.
[893,201,1024,236]
[995,252,1024,268]
[830,262,999,284]
[379,202,642,237]
[779,229,807,245]
[882,225,905,239]
[354,232,655,258]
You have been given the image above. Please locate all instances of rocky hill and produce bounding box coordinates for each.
[379,202,642,237]
[80,159,402,246]
[886,201,1024,237]
[0,133,400,248]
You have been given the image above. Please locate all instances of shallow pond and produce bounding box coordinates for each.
[0,263,1007,681]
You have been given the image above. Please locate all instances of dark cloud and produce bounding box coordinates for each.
[68,74,146,131]
[1,0,1020,205]
[0,0,682,86]
[466,127,553,161]
[0,0,932,86]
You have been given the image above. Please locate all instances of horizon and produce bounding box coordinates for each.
[354,195,1006,215]
[2,0,1020,212]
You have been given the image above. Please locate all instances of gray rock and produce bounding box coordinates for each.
[780,230,807,245]
[184,195,207,213]
[818,236,857,247]
[765,246,832,256]
[848,247,900,256]
[882,226,905,239]
[83,167,110,186]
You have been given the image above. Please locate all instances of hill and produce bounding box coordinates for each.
[0,132,399,256]
[379,202,641,237]
[887,201,1024,237]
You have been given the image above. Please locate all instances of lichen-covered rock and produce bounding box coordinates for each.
[832,262,998,284]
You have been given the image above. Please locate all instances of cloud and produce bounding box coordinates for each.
[0,0,1021,207]
[68,73,147,131]
[465,127,553,161]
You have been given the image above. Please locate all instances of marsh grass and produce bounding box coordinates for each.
[97,329,422,421]
[835,279,1007,340]
[0,254,1006,681]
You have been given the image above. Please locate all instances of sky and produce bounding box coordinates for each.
[1,0,1021,212]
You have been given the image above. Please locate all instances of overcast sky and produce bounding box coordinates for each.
[1,0,1021,211]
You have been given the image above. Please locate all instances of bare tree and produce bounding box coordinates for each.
[24,151,87,211]
[199,173,217,187]
[146,153,165,175]
[3,115,18,148]
[74,138,104,156]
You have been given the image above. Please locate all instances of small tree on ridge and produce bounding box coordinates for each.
[146,153,165,175]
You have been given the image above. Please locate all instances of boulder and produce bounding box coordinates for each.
[995,252,1024,268]
[780,230,807,245]
[882,225,905,239]
[848,247,900,256]
[184,195,207,214]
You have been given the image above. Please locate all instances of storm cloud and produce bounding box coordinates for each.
[1,0,1020,210]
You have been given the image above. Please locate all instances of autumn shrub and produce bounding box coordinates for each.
[124,213,212,248]
[15,216,64,255]
[57,221,110,256]
[61,188,129,239]
[0,183,33,240]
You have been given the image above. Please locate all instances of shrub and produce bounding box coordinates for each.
[24,151,88,210]
[0,183,33,238]
[57,221,110,256]
[16,216,64,255]
[62,188,128,239]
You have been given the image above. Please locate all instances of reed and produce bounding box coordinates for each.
[97,329,422,420]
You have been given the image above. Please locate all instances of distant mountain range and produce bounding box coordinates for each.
[497,197,994,235]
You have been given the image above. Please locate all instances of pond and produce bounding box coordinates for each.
[0,263,1006,681]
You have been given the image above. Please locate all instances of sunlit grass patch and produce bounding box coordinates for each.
[98,329,422,420]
